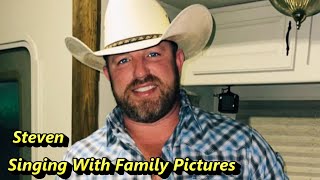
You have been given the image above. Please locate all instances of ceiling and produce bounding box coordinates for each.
[160,0,265,9]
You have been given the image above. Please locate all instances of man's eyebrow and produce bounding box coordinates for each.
[109,53,128,62]
[148,44,166,52]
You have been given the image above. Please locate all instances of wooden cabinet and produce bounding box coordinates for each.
[181,1,320,86]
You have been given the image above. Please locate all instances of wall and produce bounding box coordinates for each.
[182,83,320,121]
[217,84,320,101]
[0,1,72,180]
[209,84,320,117]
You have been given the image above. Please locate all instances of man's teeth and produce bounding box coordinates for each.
[134,85,155,92]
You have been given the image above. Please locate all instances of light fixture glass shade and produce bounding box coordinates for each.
[269,0,320,29]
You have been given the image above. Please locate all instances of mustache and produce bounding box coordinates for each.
[126,74,162,91]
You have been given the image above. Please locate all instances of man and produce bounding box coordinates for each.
[62,0,288,179]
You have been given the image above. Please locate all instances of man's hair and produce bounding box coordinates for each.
[103,40,178,68]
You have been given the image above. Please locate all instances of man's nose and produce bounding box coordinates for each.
[133,59,150,79]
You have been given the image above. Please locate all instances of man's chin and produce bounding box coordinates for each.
[125,100,164,122]
[129,99,161,113]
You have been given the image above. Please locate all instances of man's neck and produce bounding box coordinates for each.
[124,102,180,160]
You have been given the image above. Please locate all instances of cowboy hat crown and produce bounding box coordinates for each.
[103,0,170,50]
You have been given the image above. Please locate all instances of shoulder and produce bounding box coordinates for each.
[63,126,108,161]
[187,106,256,151]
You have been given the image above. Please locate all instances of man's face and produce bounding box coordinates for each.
[103,41,184,123]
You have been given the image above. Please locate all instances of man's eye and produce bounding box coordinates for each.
[148,52,160,57]
[118,58,129,65]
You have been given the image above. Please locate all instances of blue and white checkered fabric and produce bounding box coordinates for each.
[58,90,288,179]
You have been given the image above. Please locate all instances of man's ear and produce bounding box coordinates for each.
[175,49,185,75]
[103,66,110,81]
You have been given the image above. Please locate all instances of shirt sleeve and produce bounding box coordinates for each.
[249,128,289,180]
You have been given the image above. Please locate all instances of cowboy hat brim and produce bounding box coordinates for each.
[65,4,214,72]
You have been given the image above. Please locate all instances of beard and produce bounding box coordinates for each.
[109,64,180,123]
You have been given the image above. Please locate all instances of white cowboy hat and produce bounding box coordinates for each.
[65,0,214,71]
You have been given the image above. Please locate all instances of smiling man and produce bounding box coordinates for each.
[61,0,288,179]
[104,41,182,125]
[104,41,183,162]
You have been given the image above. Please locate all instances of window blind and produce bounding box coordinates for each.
[237,101,320,180]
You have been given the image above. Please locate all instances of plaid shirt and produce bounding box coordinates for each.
[59,90,288,180]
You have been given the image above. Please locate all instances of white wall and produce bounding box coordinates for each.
[209,83,320,119]
[0,1,72,179]
[213,84,320,102]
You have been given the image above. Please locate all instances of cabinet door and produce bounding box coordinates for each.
[185,1,311,76]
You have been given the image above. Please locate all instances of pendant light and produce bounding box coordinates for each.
[269,0,320,29]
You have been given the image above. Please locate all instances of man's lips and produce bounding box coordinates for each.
[133,85,156,92]
[131,83,157,93]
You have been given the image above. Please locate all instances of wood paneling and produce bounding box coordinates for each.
[72,0,101,144]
